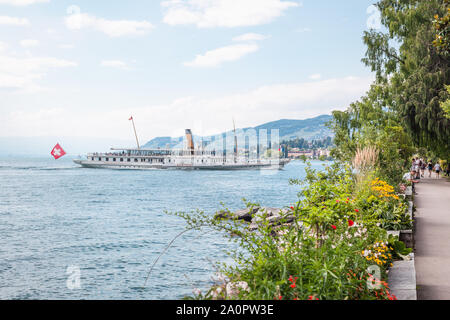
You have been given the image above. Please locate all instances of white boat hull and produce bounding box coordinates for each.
[73,159,290,170]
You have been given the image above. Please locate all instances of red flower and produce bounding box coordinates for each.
[290,206,295,210]
[331,225,337,230]
[336,199,340,203]
[348,220,354,227]
[290,284,296,288]
[355,209,359,213]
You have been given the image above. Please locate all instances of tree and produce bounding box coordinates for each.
[441,85,450,118]
[330,83,415,185]
[433,0,450,57]
[362,0,450,158]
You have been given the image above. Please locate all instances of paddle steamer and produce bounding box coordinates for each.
[73,129,290,170]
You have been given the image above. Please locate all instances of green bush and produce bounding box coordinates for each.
[169,162,404,300]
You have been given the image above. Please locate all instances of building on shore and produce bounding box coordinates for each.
[287,148,331,160]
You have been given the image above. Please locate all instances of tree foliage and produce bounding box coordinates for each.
[282,137,333,150]
[330,83,415,185]
[441,85,450,118]
[362,0,449,158]
[433,0,450,57]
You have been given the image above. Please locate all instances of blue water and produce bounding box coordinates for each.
[0,156,325,299]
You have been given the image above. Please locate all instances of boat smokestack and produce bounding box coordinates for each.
[185,129,195,155]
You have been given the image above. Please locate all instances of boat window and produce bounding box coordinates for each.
[106,158,109,161]
[134,158,138,162]
[127,158,131,162]
[98,157,102,161]
[113,158,116,162]
[120,158,124,162]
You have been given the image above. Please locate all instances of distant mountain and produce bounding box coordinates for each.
[143,115,333,149]
[253,115,333,141]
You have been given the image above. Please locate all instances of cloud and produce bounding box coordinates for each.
[64,12,154,37]
[295,27,311,33]
[0,76,373,140]
[0,41,7,52]
[0,0,49,5]
[0,51,77,92]
[20,39,39,47]
[184,44,259,67]
[0,16,30,26]
[161,0,299,28]
[59,44,75,49]
[232,33,269,42]
[100,60,129,70]
[309,73,321,80]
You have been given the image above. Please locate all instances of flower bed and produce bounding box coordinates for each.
[171,163,412,300]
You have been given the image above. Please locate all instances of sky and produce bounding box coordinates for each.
[0,0,380,153]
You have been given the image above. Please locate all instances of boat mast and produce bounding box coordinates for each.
[233,117,238,162]
[129,116,140,149]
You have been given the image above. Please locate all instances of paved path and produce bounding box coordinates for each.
[414,176,450,300]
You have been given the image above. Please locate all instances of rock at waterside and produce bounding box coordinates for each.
[251,208,294,229]
[214,207,259,222]
[267,214,295,225]
[253,207,288,222]
[216,206,297,231]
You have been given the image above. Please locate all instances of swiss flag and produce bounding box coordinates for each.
[51,143,66,160]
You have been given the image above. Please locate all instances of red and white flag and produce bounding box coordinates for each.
[51,143,66,160]
[129,116,133,121]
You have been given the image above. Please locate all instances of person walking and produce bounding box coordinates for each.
[421,160,426,178]
[434,162,442,179]
[428,161,433,178]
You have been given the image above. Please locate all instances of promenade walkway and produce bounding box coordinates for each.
[414,175,450,300]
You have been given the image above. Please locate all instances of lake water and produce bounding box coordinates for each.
[0,156,326,299]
